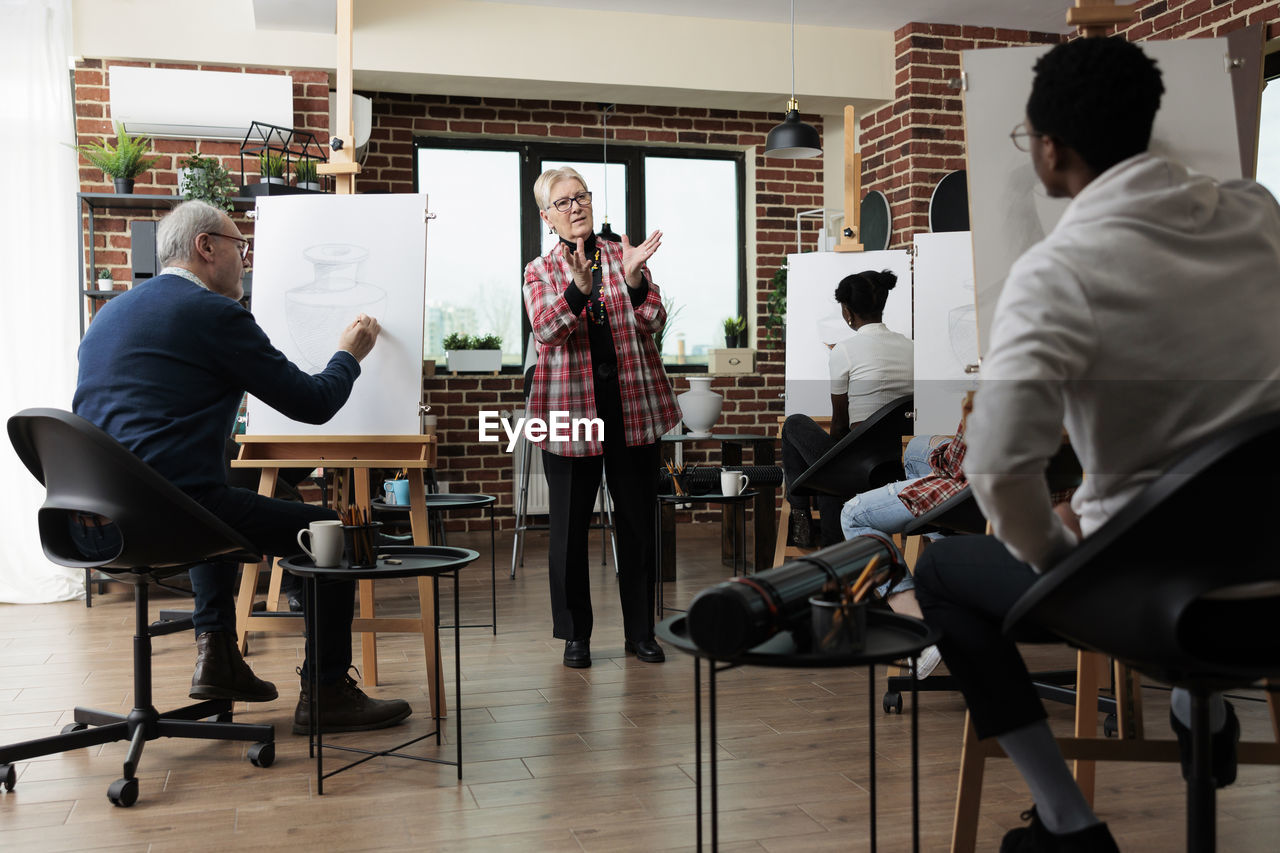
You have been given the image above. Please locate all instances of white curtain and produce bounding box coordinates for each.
[0,0,82,602]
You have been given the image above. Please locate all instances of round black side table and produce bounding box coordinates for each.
[281,544,478,794]
[654,491,757,622]
[373,493,497,633]
[657,610,940,852]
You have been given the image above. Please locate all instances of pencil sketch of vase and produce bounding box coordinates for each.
[949,276,979,372]
[286,244,387,371]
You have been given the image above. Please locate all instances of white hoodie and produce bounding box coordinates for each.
[965,153,1280,571]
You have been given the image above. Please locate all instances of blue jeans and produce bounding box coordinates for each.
[840,434,937,595]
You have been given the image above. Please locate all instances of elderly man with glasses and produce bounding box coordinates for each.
[73,199,412,735]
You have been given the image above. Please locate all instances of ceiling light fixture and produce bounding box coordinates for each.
[764,0,822,159]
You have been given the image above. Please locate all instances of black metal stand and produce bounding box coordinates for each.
[284,545,478,793]
[654,491,757,623]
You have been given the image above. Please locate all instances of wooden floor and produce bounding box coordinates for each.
[2,526,1279,851]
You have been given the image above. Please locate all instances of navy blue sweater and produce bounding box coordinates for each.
[73,274,360,495]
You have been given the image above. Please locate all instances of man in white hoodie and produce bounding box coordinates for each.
[914,37,1280,853]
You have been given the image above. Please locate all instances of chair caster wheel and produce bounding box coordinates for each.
[248,742,275,768]
[2,763,16,792]
[1103,712,1118,738]
[883,692,903,714]
[107,777,138,807]
[61,723,89,735]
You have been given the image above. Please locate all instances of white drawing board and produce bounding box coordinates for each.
[963,39,1243,357]
[913,231,978,437]
[784,250,912,418]
[246,193,428,436]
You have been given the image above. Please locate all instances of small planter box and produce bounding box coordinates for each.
[708,348,755,375]
[446,349,502,373]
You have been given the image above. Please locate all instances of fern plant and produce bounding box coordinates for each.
[74,122,159,179]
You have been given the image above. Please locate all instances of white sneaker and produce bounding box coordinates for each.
[914,645,942,679]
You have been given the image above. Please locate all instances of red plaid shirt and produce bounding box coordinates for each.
[896,418,968,517]
[523,239,680,457]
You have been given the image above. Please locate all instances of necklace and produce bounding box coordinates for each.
[587,247,607,325]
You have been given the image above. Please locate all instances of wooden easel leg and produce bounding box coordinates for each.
[773,492,792,569]
[903,534,925,573]
[359,578,378,686]
[234,558,262,656]
[951,713,986,853]
[1073,650,1102,805]
[266,557,284,612]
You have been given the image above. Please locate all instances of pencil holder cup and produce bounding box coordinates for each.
[808,594,867,654]
[341,522,383,569]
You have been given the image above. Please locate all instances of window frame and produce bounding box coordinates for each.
[413,135,747,368]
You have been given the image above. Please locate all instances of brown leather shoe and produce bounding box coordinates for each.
[292,672,412,735]
[189,631,278,702]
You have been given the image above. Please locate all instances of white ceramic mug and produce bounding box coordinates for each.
[297,519,343,567]
[720,470,750,497]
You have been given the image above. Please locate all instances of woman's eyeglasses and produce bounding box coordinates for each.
[208,232,251,259]
[548,191,592,213]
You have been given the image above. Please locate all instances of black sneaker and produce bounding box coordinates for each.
[1000,806,1120,853]
[292,670,412,735]
[1170,700,1240,788]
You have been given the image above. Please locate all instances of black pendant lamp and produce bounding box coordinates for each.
[598,103,621,242]
[765,0,822,159]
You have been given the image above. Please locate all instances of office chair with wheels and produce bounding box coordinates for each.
[0,409,275,807]
[955,410,1280,853]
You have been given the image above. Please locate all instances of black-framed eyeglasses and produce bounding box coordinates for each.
[548,191,592,213]
[207,232,251,259]
[1010,123,1047,153]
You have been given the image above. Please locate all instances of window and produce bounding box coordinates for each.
[1258,68,1280,201]
[414,138,746,366]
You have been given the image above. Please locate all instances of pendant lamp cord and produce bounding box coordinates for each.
[602,105,610,216]
[790,0,796,101]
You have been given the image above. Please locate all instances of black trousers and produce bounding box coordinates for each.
[913,535,1060,739]
[541,375,660,644]
[780,414,847,547]
[191,486,355,684]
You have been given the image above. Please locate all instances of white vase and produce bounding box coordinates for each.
[678,376,722,437]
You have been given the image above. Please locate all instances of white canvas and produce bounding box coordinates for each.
[246,193,428,436]
[783,250,912,418]
[963,39,1242,356]
[913,232,978,437]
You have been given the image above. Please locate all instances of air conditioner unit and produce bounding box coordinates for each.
[108,66,294,141]
[329,92,373,164]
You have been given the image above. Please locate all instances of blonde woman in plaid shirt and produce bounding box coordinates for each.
[523,167,680,669]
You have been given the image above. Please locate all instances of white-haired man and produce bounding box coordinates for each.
[74,200,409,734]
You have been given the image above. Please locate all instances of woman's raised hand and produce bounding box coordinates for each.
[622,230,662,288]
[567,237,593,295]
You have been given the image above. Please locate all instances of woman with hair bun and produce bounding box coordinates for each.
[780,268,913,547]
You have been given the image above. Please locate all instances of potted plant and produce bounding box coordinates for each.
[179,152,237,211]
[654,295,682,356]
[722,315,747,348]
[295,158,323,192]
[73,121,159,194]
[763,266,787,349]
[443,332,504,373]
[259,151,287,186]
[96,267,115,293]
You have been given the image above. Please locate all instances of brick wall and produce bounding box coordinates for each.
[859,26,1065,248]
[71,63,820,531]
[860,0,1280,249]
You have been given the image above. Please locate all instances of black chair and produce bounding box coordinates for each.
[0,409,275,807]
[789,394,914,498]
[1004,410,1280,852]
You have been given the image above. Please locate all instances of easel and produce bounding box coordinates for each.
[1065,0,1138,37]
[231,435,448,719]
[832,105,865,254]
[317,0,360,197]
